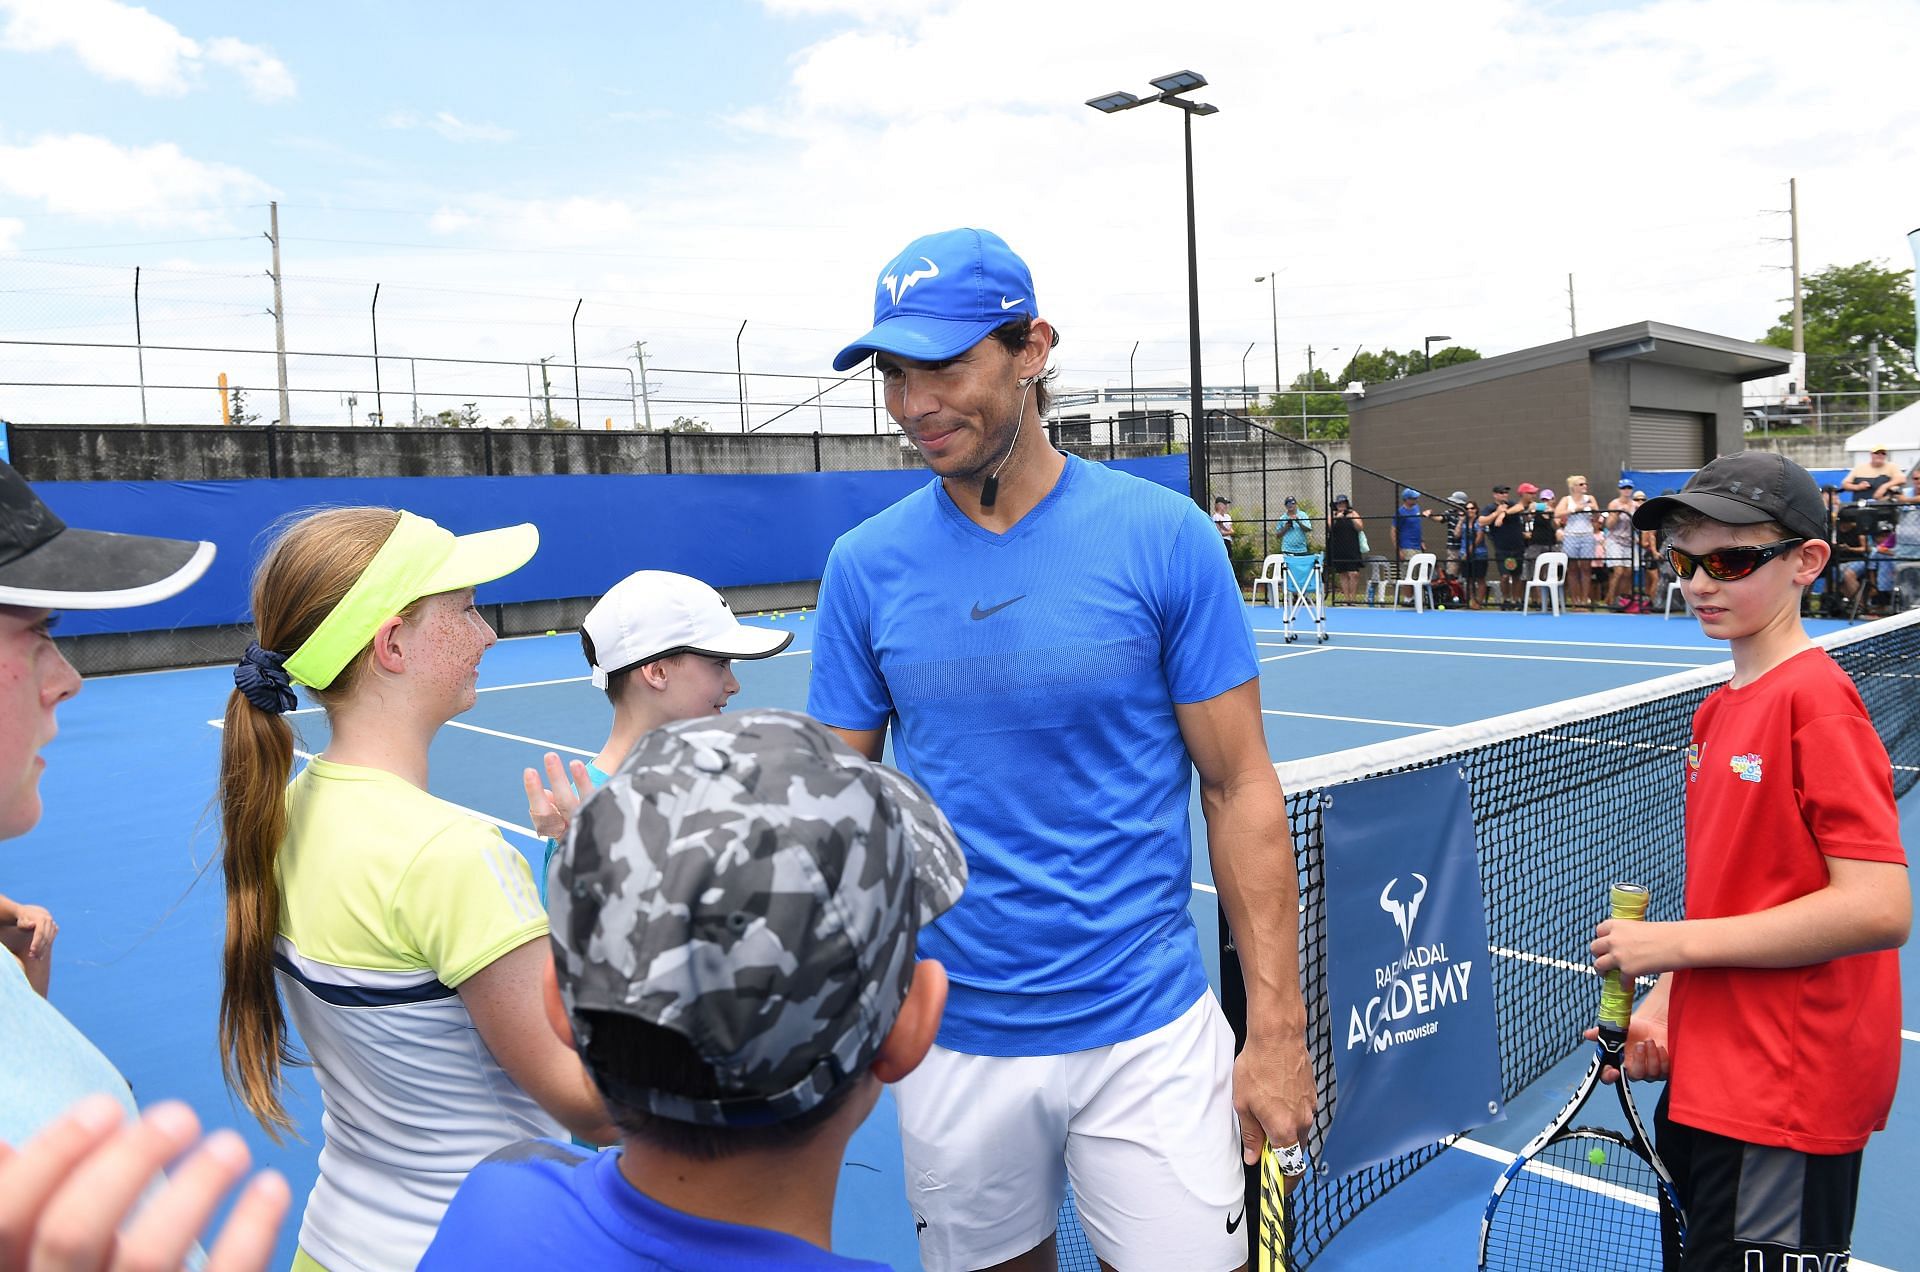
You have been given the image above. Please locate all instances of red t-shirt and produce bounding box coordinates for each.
[1668,647,1907,1154]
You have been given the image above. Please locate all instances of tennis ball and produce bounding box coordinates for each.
[545,629,558,637]
[1587,1146,1607,1166]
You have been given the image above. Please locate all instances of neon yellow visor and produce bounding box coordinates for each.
[283,510,538,690]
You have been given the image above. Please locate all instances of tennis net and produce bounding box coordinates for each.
[1221,607,1920,1268]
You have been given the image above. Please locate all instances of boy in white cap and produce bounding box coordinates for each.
[522,571,791,900]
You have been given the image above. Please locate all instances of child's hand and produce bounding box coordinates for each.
[522,753,594,840]
[0,1095,290,1272]
[1591,916,1678,983]
[1583,1012,1670,1085]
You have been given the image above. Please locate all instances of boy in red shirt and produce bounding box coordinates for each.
[1593,451,1910,1270]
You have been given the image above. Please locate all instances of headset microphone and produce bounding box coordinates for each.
[979,376,1038,511]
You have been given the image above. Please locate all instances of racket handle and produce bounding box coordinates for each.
[1597,882,1650,1031]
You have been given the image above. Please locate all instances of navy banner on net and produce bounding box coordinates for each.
[1319,766,1504,1178]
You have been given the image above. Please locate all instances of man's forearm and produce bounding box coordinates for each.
[1203,774,1308,1037]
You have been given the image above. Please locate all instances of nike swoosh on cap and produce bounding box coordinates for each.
[1000,296,1026,309]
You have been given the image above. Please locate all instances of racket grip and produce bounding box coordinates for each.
[1597,882,1650,1031]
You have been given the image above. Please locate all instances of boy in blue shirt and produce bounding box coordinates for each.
[423,710,966,1271]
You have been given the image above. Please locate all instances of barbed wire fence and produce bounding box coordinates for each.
[0,255,902,434]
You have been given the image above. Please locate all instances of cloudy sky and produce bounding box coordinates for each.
[2,0,1916,427]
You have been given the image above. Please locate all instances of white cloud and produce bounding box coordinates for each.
[387,110,517,144]
[0,0,294,100]
[203,36,295,102]
[0,133,272,228]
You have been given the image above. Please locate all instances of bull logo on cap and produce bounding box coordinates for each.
[880,257,940,306]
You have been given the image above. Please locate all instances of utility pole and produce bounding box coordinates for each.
[1303,345,1315,436]
[1567,273,1577,338]
[539,356,555,427]
[267,202,291,426]
[1868,337,1880,423]
[133,267,149,425]
[1789,178,1804,358]
[632,341,654,430]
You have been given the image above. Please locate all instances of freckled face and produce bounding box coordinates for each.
[404,589,495,718]
[0,605,82,840]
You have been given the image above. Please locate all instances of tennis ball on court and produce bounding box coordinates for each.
[545,629,558,637]
[1587,1146,1608,1166]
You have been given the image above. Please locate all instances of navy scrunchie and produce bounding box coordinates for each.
[234,642,297,715]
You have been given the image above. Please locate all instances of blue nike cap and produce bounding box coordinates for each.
[832,227,1038,372]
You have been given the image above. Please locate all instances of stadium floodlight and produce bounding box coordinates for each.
[1087,70,1218,511]
[1149,70,1208,95]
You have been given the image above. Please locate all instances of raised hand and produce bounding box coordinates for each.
[521,751,594,840]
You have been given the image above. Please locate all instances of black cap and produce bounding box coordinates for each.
[1631,452,1826,541]
[1491,483,1512,493]
[0,461,215,609]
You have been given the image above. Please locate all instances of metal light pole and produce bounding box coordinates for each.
[1089,71,1218,511]
[1240,342,1254,411]
[1254,272,1280,409]
[1424,334,1452,372]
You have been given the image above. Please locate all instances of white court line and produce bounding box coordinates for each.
[203,720,542,842]
[1263,708,1445,731]
[1258,643,1704,670]
[1260,647,1334,664]
[1191,882,1217,895]
[445,720,594,756]
[1253,628,1721,655]
[1904,1029,1920,1044]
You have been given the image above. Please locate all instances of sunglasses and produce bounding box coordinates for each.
[1664,537,1805,582]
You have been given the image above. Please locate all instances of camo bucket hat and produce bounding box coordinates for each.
[551,707,966,1128]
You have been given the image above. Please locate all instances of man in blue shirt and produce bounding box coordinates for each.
[808,227,1314,1271]
[1393,487,1430,563]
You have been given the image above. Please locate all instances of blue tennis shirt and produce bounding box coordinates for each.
[420,1140,887,1270]
[808,454,1257,1055]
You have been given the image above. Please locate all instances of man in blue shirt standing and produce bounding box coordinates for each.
[808,227,1314,1272]
[1393,487,1430,564]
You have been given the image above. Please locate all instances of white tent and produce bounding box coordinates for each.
[1843,399,1920,471]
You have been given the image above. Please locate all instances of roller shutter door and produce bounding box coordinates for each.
[1628,409,1707,469]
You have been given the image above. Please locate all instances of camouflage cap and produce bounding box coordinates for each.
[551,707,966,1128]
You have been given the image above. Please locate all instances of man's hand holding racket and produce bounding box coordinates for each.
[1233,1026,1315,1167]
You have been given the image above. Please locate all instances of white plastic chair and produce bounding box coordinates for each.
[1522,551,1568,616]
[1250,554,1286,607]
[1663,580,1689,619]
[1390,553,1437,613]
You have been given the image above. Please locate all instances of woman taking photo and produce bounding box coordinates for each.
[217,507,613,1272]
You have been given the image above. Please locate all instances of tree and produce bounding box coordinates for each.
[1760,260,1916,395]
[667,415,709,433]
[459,402,483,429]
[1249,346,1483,439]
[226,385,259,426]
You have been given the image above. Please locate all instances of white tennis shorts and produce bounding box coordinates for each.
[896,992,1247,1271]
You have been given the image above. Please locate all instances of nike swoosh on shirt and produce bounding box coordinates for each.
[969,595,1026,620]
[1000,296,1026,309]
[1227,1206,1245,1234]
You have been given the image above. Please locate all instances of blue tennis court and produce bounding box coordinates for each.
[16,603,1917,1269]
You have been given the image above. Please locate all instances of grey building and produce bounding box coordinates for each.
[1348,322,1791,496]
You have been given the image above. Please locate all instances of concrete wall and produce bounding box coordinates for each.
[1623,362,1745,462]
[5,423,924,481]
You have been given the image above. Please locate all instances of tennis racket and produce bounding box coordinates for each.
[1477,883,1687,1270]
[1257,1140,1303,1271]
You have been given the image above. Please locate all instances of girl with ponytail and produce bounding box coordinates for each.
[217,508,612,1272]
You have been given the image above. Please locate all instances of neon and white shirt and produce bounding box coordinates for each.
[274,757,560,1271]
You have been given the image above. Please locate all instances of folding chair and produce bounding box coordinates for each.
[1522,551,1568,616]
[1279,552,1329,643]
[1390,553,1437,613]
[1663,580,1689,619]
[1250,554,1286,607]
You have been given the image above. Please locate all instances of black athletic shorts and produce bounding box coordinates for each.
[1462,556,1487,580]
[1655,1090,1863,1271]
